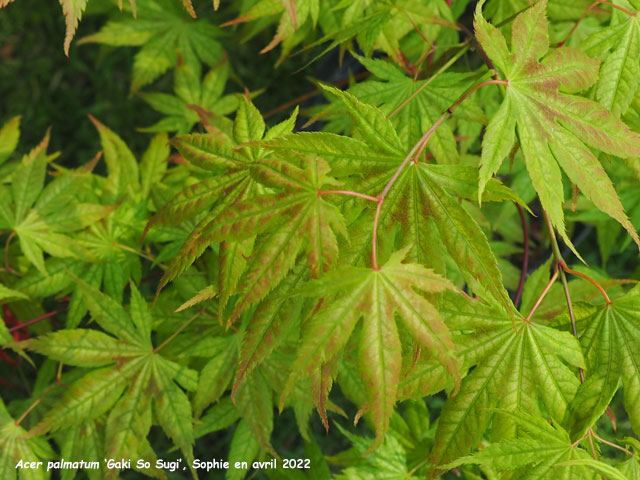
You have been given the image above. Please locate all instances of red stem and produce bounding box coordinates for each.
[8,309,65,333]
[524,263,559,324]
[557,1,602,47]
[514,204,529,308]
[560,262,612,305]
[14,381,58,426]
[600,0,637,16]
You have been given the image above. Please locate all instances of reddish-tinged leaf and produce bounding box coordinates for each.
[476,0,640,253]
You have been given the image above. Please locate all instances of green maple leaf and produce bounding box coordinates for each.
[174,153,347,325]
[150,98,297,298]
[79,0,223,91]
[476,0,640,257]
[557,284,640,439]
[24,282,198,479]
[446,409,603,480]
[430,292,584,469]
[332,424,418,480]
[152,100,347,325]
[0,399,55,480]
[140,60,239,134]
[582,1,640,117]
[1,133,114,276]
[224,0,320,61]
[284,248,460,453]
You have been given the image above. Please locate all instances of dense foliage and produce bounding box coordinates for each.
[1,0,640,478]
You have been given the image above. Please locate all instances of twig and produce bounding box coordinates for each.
[14,382,58,426]
[9,309,65,334]
[600,0,637,16]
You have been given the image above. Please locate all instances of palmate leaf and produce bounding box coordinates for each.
[3,134,110,275]
[558,284,640,439]
[476,0,640,255]
[0,399,55,480]
[430,293,585,471]
[79,0,223,91]
[140,60,239,134]
[582,9,640,117]
[284,248,459,453]
[446,410,601,480]
[24,282,197,478]
[150,98,298,297]
[224,155,346,324]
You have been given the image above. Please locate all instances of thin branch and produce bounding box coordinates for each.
[587,430,599,460]
[318,190,380,203]
[8,309,65,334]
[591,431,634,457]
[557,1,602,47]
[524,263,559,324]
[600,0,637,16]
[514,203,529,308]
[448,80,509,113]
[14,382,57,426]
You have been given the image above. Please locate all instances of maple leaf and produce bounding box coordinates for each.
[332,424,419,480]
[24,282,198,479]
[175,154,347,326]
[0,133,116,276]
[582,2,640,117]
[140,60,239,133]
[152,100,347,325]
[0,398,55,480]
[283,248,460,453]
[149,98,298,307]
[429,292,584,470]
[446,409,604,480]
[476,0,640,256]
[556,284,640,440]
[79,0,223,91]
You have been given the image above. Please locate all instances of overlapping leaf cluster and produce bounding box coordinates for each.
[2,0,640,479]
